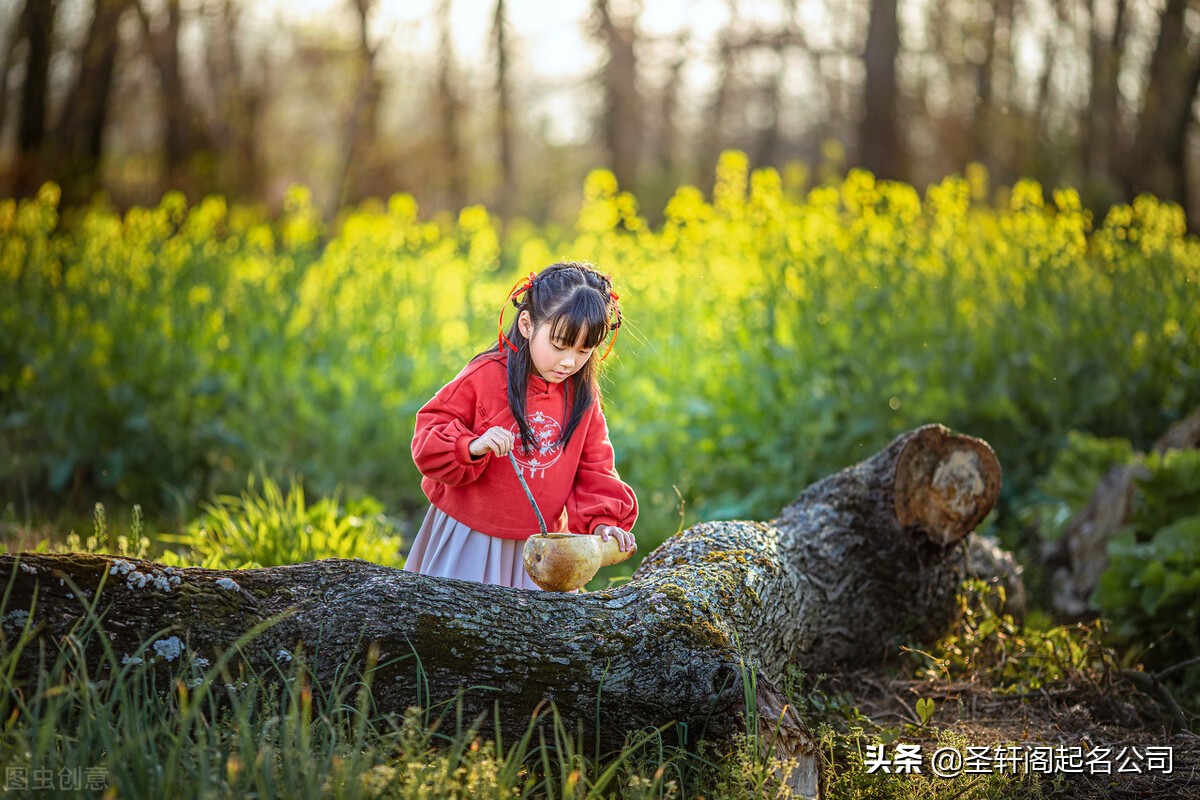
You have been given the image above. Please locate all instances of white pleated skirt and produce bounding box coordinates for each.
[403,505,543,590]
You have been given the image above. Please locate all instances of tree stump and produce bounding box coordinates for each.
[0,424,1005,799]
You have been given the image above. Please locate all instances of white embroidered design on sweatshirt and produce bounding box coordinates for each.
[509,411,563,478]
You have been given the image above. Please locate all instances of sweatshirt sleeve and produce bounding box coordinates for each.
[566,404,638,535]
[411,367,490,487]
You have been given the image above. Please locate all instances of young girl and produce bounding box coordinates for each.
[406,262,638,589]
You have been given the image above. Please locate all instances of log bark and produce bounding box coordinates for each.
[1,424,1005,799]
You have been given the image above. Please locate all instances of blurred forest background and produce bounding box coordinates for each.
[2,0,1200,228]
[2,0,1200,732]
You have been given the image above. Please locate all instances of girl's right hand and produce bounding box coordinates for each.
[468,426,516,458]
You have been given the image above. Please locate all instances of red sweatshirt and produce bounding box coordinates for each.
[411,353,638,540]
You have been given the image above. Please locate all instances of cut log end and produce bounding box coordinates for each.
[893,425,1002,546]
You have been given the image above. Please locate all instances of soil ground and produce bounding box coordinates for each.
[823,669,1200,799]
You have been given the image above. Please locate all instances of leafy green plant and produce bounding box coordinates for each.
[1020,430,1138,543]
[159,472,406,569]
[913,697,935,727]
[907,579,1116,692]
[1093,448,1200,684]
[1015,431,1200,721]
[781,667,869,727]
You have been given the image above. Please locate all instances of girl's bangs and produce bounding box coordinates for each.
[548,291,609,349]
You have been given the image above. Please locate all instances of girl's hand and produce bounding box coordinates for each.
[469,426,516,458]
[595,525,636,553]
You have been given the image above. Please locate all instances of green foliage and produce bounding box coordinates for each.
[908,579,1116,692]
[913,697,935,726]
[1022,430,1137,542]
[159,472,406,569]
[1018,431,1200,717]
[782,669,870,728]
[3,161,1199,549]
[1092,449,1200,674]
[1097,519,1200,636]
[1126,448,1200,536]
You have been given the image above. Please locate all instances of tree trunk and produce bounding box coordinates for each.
[0,1,27,149]
[1,424,1007,800]
[10,0,57,197]
[434,0,465,212]
[859,0,904,180]
[971,0,997,176]
[491,0,515,217]
[135,0,208,194]
[701,2,738,189]
[1120,0,1200,215]
[978,0,1020,186]
[654,33,688,178]
[1023,0,1059,183]
[754,0,800,171]
[1084,0,1128,191]
[592,0,641,192]
[202,0,265,203]
[331,0,381,215]
[54,0,131,205]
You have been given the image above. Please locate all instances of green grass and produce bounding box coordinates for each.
[157,471,407,569]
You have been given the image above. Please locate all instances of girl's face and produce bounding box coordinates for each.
[518,311,596,384]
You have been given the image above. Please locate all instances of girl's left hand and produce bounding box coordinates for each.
[595,525,636,553]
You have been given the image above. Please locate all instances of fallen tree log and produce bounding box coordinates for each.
[1,424,1006,799]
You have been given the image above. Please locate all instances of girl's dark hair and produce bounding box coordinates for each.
[481,262,621,454]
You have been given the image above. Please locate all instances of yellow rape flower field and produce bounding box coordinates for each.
[2,154,1199,798]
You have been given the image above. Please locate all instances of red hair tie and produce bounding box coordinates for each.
[498,271,537,352]
[600,288,621,361]
[498,271,624,359]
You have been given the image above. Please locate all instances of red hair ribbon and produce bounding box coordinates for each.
[498,271,537,352]
[600,289,621,361]
[498,271,624,359]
